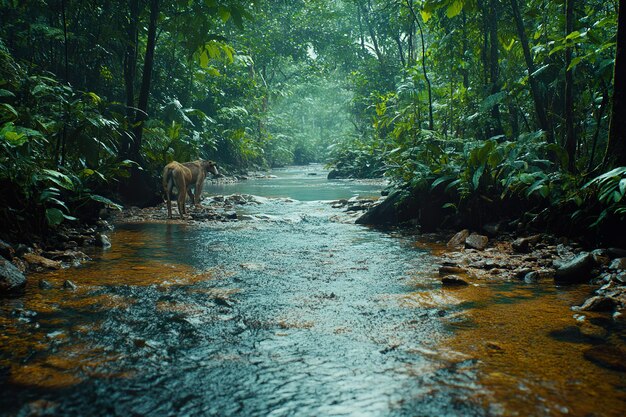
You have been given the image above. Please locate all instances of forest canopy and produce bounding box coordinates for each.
[0,0,625,242]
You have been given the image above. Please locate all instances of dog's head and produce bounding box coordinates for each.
[202,160,220,176]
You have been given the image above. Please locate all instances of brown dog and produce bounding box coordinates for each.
[162,160,219,218]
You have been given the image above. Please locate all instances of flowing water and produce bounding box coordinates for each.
[1,165,625,417]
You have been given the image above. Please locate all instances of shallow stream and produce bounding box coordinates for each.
[1,165,625,416]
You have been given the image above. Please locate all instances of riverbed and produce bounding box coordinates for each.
[1,165,625,416]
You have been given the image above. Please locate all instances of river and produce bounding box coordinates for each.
[1,165,625,416]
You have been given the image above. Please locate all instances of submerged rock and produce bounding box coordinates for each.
[0,256,26,294]
[447,230,470,250]
[465,233,488,250]
[583,345,626,372]
[554,252,595,284]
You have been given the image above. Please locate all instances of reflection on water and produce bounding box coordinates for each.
[1,166,625,416]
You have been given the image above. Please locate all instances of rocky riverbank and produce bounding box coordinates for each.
[336,195,626,318]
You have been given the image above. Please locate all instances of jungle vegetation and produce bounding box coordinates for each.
[0,0,625,242]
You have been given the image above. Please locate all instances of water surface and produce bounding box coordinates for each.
[1,166,625,417]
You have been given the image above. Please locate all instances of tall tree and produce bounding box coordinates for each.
[509,0,554,144]
[564,0,576,170]
[604,0,626,167]
[131,0,159,162]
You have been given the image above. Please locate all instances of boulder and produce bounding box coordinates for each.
[447,230,470,250]
[22,253,62,270]
[512,234,542,253]
[441,275,470,286]
[465,233,488,250]
[554,252,595,284]
[0,256,26,294]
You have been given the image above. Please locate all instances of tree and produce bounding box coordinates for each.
[604,0,626,167]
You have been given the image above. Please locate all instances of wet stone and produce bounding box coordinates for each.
[512,234,542,253]
[609,258,626,270]
[554,252,595,284]
[447,229,470,250]
[438,265,466,276]
[441,275,470,286]
[38,279,54,290]
[465,234,488,251]
[0,256,26,294]
[63,280,77,290]
[22,253,62,270]
[578,296,616,312]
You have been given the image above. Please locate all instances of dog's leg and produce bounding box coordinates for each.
[163,167,174,219]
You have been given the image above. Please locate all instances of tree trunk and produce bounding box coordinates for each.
[604,0,626,167]
[510,0,554,143]
[406,0,433,130]
[564,0,576,171]
[461,10,469,89]
[131,0,159,162]
[488,0,504,137]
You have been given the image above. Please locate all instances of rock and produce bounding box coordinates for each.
[514,268,533,279]
[441,275,470,286]
[0,238,15,260]
[554,252,595,284]
[578,322,608,339]
[482,223,501,236]
[225,211,238,220]
[615,272,626,284]
[447,230,470,250]
[0,256,26,294]
[438,265,466,276]
[15,244,32,257]
[41,250,89,263]
[22,253,62,270]
[63,280,77,290]
[465,233,488,250]
[38,279,54,290]
[523,271,541,283]
[609,258,626,270]
[607,247,626,258]
[355,190,404,225]
[485,341,505,352]
[591,250,611,267]
[578,296,616,312]
[95,233,111,248]
[583,345,626,372]
[512,234,541,253]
